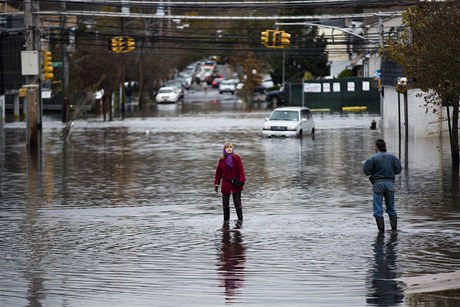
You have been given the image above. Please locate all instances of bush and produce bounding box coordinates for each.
[338,69,355,78]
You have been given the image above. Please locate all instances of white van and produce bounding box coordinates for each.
[262,107,315,138]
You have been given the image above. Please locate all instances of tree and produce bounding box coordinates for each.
[264,6,329,84]
[385,0,460,168]
[338,69,355,78]
[229,50,264,104]
[264,25,329,84]
[226,19,268,104]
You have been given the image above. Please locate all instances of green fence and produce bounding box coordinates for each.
[286,77,380,113]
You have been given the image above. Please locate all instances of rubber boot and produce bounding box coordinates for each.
[375,216,385,233]
[235,207,243,221]
[389,215,397,231]
[223,206,230,221]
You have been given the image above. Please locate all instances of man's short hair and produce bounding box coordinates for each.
[375,139,387,152]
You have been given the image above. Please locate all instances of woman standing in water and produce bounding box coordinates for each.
[214,142,246,221]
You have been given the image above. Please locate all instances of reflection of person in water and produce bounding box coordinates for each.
[217,222,246,301]
[366,232,404,305]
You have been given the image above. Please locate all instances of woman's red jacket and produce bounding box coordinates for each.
[214,154,246,194]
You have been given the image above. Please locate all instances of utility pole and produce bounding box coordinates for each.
[120,1,128,120]
[61,1,69,124]
[24,0,40,149]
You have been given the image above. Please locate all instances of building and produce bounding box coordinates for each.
[352,14,452,138]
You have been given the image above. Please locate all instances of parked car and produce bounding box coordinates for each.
[262,106,315,138]
[261,75,275,89]
[265,87,287,106]
[212,76,224,88]
[254,75,275,94]
[155,87,180,104]
[177,72,193,89]
[219,80,236,95]
[164,80,184,99]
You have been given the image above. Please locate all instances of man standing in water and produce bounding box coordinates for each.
[363,139,402,232]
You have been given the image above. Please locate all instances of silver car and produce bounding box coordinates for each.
[155,87,180,104]
[262,107,315,138]
[219,80,236,95]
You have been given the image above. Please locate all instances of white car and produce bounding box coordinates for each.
[164,80,184,99]
[262,107,315,138]
[219,80,236,95]
[155,87,180,104]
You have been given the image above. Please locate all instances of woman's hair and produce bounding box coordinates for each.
[221,143,236,159]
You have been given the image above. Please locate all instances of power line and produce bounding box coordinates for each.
[10,0,413,9]
[36,9,404,21]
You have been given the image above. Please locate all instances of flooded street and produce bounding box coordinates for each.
[1,98,459,306]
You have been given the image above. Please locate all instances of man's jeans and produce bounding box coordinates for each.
[372,180,397,217]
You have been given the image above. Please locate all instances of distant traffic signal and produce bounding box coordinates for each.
[110,37,123,53]
[109,36,135,53]
[273,31,281,47]
[125,37,135,51]
[280,31,291,46]
[43,51,54,80]
[261,30,291,49]
[118,37,125,52]
[261,30,274,47]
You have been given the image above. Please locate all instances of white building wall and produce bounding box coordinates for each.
[382,86,451,138]
[381,86,400,130]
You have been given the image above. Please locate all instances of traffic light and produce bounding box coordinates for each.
[273,31,281,47]
[109,36,135,53]
[261,30,270,46]
[118,37,125,52]
[43,51,54,80]
[280,31,291,46]
[125,36,135,51]
[110,36,123,53]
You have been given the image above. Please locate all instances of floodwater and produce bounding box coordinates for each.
[1,99,459,306]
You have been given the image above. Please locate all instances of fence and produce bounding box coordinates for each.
[286,77,380,113]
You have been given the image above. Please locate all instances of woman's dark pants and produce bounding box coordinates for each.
[222,192,243,221]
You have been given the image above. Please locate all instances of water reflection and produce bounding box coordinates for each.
[23,148,46,307]
[1,110,459,306]
[217,221,246,302]
[366,232,404,306]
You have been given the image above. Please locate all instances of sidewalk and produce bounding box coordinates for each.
[398,271,460,304]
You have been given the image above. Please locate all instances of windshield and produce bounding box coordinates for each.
[165,81,181,88]
[159,88,173,93]
[270,110,299,121]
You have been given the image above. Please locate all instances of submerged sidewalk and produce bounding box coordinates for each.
[398,271,460,305]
